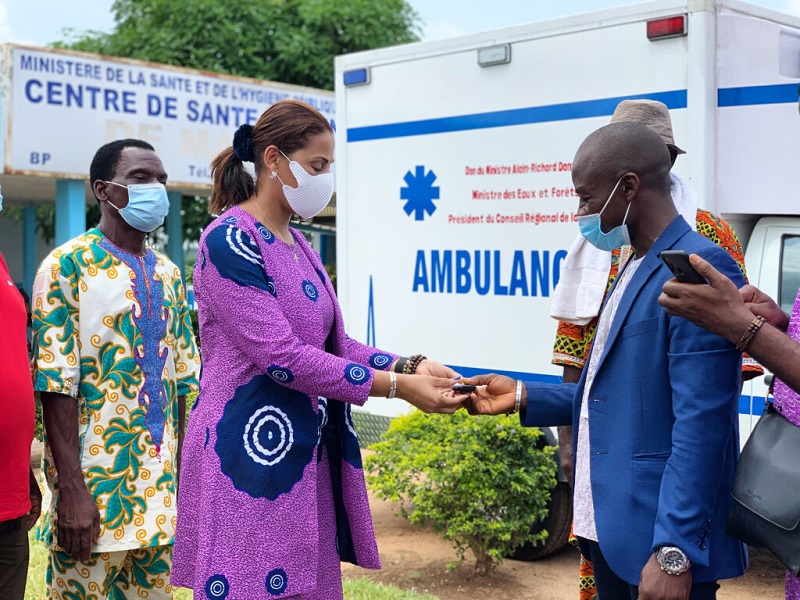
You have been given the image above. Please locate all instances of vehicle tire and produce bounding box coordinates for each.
[507,481,573,561]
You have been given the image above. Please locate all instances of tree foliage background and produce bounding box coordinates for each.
[42,0,421,243]
[59,0,420,91]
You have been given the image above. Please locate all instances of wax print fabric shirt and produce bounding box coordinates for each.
[32,228,200,552]
[172,207,399,599]
[552,209,762,376]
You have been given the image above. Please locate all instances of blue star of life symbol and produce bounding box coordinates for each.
[401,165,440,221]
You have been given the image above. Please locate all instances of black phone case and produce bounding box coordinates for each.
[659,250,707,284]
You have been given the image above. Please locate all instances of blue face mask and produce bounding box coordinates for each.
[105,181,170,233]
[577,177,631,251]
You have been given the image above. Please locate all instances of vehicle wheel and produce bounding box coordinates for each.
[507,481,573,561]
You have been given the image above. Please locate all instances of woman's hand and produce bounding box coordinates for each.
[415,359,461,379]
[397,374,467,413]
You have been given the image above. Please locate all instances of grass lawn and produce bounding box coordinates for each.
[25,532,437,600]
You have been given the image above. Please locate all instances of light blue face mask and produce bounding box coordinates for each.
[105,181,170,233]
[577,177,631,251]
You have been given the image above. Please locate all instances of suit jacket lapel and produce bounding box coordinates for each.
[594,216,692,368]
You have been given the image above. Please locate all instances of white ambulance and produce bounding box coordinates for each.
[334,0,800,557]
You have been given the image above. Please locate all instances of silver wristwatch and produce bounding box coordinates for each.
[656,546,691,575]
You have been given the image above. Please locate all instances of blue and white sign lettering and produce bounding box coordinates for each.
[2,46,335,186]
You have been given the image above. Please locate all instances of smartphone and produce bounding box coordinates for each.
[659,250,707,284]
[452,383,477,394]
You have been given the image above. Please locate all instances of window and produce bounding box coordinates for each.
[779,235,800,313]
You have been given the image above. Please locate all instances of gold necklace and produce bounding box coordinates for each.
[252,199,299,262]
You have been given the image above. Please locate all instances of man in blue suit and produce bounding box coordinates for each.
[462,122,747,600]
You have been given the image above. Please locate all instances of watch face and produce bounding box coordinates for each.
[658,547,690,574]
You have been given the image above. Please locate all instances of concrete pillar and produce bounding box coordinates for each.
[319,233,328,265]
[55,180,86,246]
[166,191,184,282]
[22,205,36,294]
[320,233,336,268]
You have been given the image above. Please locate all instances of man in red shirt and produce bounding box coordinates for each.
[0,184,42,600]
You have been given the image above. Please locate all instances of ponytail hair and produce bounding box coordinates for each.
[208,146,255,214]
[208,99,333,215]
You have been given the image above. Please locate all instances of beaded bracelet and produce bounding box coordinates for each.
[736,315,766,352]
[386,370,397,399]
[403,354,427,375]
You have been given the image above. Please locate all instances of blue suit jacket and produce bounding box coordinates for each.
[525,216,748,584]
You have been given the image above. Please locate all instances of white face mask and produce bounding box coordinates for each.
[276,150,334,219]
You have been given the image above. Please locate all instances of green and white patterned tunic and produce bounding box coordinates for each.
[33,228,200,552]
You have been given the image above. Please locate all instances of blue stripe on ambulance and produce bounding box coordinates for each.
[347,85,799,143]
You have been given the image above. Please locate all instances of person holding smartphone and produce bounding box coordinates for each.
[461,122,748,600]
[659,254,800,600]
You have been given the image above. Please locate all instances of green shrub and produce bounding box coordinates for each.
[189,309,200,348]
[365,410,557,575]
[184,390,199,432]
[34,392,43,441]
[324,262,337,291]
[186,390,199,412]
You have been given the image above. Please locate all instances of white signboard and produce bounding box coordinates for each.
[2,45,335,187]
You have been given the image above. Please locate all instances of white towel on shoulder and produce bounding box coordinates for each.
[669,172,698,232]
[549,235,611,325]
[549,172,698,325]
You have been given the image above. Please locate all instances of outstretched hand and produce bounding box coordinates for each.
[416,359,461,379]
[658,254,753,342]
[458,373,518,415]
[399,374,468,414]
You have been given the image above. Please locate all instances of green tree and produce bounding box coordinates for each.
[52,0,420,243]
[58,0,421,91]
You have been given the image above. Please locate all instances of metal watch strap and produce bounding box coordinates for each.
[656,546,691,575]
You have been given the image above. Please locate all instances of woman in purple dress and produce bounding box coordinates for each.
[660,253,800,600]
[171,100,465,599]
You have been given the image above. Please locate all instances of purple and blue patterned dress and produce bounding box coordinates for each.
[773,289,800,600]
[172,206,398,599]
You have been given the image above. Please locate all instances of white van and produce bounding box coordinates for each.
[335,0,800,557]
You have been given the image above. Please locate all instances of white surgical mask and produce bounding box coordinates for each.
[276,150,334,219]
[105,181,170,233]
